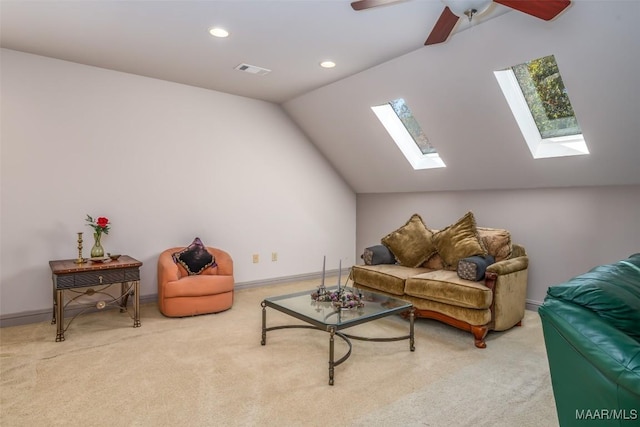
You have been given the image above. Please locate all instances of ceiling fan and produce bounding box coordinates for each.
[351,0,571,45]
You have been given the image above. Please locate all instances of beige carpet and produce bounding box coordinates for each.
[0,277,558,427]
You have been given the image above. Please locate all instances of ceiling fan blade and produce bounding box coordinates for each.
[351,0,405,11]
[494,0,571,21]
[425,7,459,45]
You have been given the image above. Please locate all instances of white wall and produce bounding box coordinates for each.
[0,49,356,317]
[357,186,640,305]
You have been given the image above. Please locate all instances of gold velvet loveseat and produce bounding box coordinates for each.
[350,212,528,348]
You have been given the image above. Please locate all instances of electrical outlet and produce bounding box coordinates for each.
[271,252,278,262]
[252,254,259,263]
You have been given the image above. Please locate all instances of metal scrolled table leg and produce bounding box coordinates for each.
[328,326,336,385]
[261,301,267,345]
[133,281,141,327]
[410,308,415,351]
[55,289,65,342]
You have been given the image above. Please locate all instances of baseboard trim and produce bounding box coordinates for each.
[525,299,543,311]
[234,268,343,291]
[0,269,345,328]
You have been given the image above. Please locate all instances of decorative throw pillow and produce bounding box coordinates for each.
[361,245,396,265]
[457,255,495,281]
[172,237,216,275]
[477,227,512,261]
[433,211,487,270]
[422,253,445,270]
[381,214,437,268]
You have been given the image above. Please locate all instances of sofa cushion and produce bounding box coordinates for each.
[405,269,493,309]
[400,293,492,326]
[381,214,437,268]
[361,245,396,265]
[432,212,487,270]
[351,264,430,296]
[172,237,216,276]
[546,255,640,342]
[477,227,512,261]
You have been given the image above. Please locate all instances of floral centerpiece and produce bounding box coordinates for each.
[310,256,364,309]
[311,286,364,310]
[86,214,110,258]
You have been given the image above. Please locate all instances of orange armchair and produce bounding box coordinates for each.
[157,246,234,317]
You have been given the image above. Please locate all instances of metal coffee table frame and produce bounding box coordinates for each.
[261,287,415,385]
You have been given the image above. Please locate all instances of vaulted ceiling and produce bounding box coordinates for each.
[2,0,489,104]
[2,1,639,193]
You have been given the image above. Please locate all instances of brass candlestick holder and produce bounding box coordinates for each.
[74,232,86,264]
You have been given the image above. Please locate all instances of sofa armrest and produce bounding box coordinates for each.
[540,298,640,395]
[485,256,528,331]
[486,255,528,276]
[539,298,640,424]
[206,247,234,276]
[158,248,181,285]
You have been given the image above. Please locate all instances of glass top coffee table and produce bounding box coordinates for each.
[261,287,415,385]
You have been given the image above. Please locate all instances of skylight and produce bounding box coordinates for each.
[371,98,445,170]
[494,55,588,159]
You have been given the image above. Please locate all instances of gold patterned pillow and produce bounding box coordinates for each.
[433,212,487,270]
[381,214,437,268]
[422,253,445,270]
[477,227,512,261]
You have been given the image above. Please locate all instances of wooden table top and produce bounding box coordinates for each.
[49,255,142,274]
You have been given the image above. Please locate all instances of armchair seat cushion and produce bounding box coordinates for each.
[163,275,234,298]
[405,270,493,309]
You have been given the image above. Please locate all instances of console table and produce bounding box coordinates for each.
[49,256,142,342]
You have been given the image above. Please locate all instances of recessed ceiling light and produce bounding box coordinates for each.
[209,27,229,38]
[320,61,336,69]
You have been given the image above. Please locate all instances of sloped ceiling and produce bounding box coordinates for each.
[283,1,640,193]
[2,1,639,194]
[1,0,482,104]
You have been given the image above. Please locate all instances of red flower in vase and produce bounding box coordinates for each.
[86,215,111,236]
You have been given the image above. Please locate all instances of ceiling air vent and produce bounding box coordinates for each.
[234,63,271,76]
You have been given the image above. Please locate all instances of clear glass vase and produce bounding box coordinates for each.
[91,232,104,258]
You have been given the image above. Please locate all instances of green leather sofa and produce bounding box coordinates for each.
[539,254,640,426]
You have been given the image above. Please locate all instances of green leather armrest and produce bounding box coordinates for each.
[540,298,640,395]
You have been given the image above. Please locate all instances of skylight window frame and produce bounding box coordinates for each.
[494,59,589,159]
[371,101,445,170]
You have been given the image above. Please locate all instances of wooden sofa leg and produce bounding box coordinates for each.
[471,325,488,348]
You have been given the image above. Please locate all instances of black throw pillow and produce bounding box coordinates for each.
[361,245,396,265]
[172,237,216,275]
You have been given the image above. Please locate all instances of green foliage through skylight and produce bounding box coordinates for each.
[371,98,445,170]
[511,55,581,139]
[389,99,436,155]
